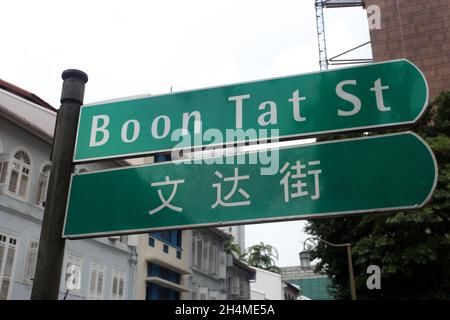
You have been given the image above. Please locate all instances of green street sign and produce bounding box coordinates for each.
[64,132,437,239]
[73,59,428,162]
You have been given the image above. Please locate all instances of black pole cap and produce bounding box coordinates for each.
[60,69,88,104]
[62,69,88,83]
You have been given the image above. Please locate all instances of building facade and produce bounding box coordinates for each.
[188,228,228,300]
[226,254,255,300]
[135,231,191,300]
[280,265,335,300]
[366,0,450,99]
[0,79,136,300]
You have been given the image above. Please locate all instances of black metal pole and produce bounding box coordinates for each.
[31,70,88,300]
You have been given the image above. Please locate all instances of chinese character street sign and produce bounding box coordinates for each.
[73,59,428,162]
[63,132,437,239]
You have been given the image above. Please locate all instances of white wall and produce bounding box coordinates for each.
[249,267,283,300]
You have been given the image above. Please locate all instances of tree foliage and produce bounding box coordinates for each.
[305,91,450,299]
[224,236,243,258]
[244,242,281,274]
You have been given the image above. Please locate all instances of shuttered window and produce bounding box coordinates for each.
[112,269,125,300]
[203,238,210,272]
[0,161,8,183]
[24,241,39,282]
[88,263,105,300]
[35,164,51,207]
[7,150,31,199]
[0,234,18,300]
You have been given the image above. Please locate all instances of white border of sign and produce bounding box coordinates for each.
[73,59,429,163]
[64,131,438,239]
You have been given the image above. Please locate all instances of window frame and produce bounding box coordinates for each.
[35,162,51,208]
[0,158,9,184]
[111,269,126,300]
[24,240,39,283]
[0,232,19,300]
[5,148,33,201]
[88,262,105,300]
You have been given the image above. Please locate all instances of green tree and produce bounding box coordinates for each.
[305,91,450,299]
[244,242,281,274]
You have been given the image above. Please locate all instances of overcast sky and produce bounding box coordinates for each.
[1,0,371,267]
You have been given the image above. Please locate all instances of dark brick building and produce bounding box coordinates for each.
[366,0,450,99]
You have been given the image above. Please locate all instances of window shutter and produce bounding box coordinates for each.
[191,235,197,267]
[89,268,97,299]
[112,273,118,297]
[0,161,8,183]
[25,241,38,281]
[118,276,124,299]
[196,239,203,269]
[8,169,18,193]
[112,270,125,300]
[36,174,47,205]
[232,277,240,295]
[0,243,4,273]
[240,279,247,298]
[0,234,18,300]
[18,174,28,197]
[97,268,104,299]
[203,241,210,272]
[218,252,226,279]
[209,243,216,275]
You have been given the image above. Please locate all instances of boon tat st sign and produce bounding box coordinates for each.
[63,132,437,239]
[73,59,428,162]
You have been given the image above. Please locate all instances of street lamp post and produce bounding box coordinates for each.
[299,237,357,300]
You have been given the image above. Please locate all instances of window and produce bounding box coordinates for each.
[240,278,247,298]
[209,242,217,275]
[112,269,125,300]
[0,160,8,183]
[231,277,240,295]
[147,263,180,284]
[191,285,198,300]
[64,255,82,292]
[163,244,169,254]
[24,241,39,282]
[0,233,18,300]
[88,262,105,300]
[176,250,181,260]
[196,234,203,269]
[146,283,180,300]
[35,163,51,207]
[218,252,227,279]
[151,230,182,248]
[7,149,31,199]
[148,236,155,247]
[203,237,210,272]
[199,287,208,300]
[192,232,198,267]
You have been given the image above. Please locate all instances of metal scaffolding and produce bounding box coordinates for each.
[314,0,372,70]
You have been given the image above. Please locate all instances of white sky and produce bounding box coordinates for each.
[1,0,371,267]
